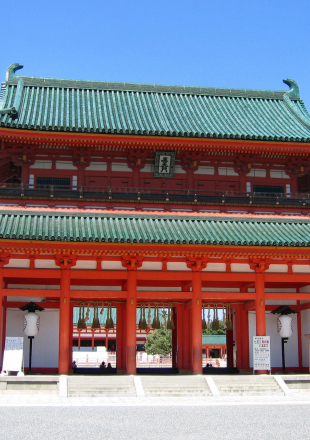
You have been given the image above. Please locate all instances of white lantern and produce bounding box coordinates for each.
[23,312,40,337]
[277,315,293,338]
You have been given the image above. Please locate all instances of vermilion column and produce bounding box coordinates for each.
[176,305,184,371]
[255,272,266,336]
[240,305,250,369]
[126,266,137,374]
[191,269,203,374]
[116,303,126,371]
[59,269,71,374]
[0,268,3,368]
[172,308,178,369]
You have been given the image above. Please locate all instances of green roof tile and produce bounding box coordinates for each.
[1,210,310,247]
[1,65,310,142]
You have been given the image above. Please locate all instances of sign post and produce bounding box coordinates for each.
[1,337,24,375]
[253,336,271,373]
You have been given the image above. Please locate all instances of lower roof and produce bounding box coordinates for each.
[0,208,309,247]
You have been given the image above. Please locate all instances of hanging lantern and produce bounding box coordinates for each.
[138,303,147,330]
[212,304,219,330]
[277,315,293,338]
[152,303,160,329]
[23,312,40,337]
[226,304,233,330]
[167,305,175,330]
[91,302,100,330]
[77,303,86,330]
[202,306,207,330]
[105,303,114,329]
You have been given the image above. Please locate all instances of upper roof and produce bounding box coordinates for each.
[1,63,310,142]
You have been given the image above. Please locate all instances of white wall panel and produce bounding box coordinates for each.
[266,264,288,273]
[72,260,97,270]
[101,261,126,270]
[218,167,238,176]
[56,161,78,170]
[167,262,191,271]
[4,259,30,268]
[111,163,132,172]
[246,169,266,177]
[231,263,254,272]
[85,162,107,171]
[204,263,226,272]
[35,260,58,269]
[30,160,52,169]
[138,262,162,271]
[194,166,214,175]
[293,265,310,273]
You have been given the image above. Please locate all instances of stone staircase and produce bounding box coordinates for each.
[213,375,284,396]
[67,375,136,397]
[140,375,212,397]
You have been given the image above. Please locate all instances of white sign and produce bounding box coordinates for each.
[2,337,24,373]
[253,336,271,371]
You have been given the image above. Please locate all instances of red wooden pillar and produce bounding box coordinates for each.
[255,272,266,336]
[59,268,71,374]
[191,269,203,374]
[297,300,303,369]
[126,266,137,374]
[182,305,191,371]
[226,329,234,368]
[176,304,184,371]
[1,296,7,368]
[240,305,250,369]
[172,307,178,369]
[235,305,242,369]
[116,303,126,371]
[0,268,3,368]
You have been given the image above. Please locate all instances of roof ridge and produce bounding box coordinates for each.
[5,76,295,100]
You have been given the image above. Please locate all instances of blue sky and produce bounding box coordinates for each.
[2,0,310,106]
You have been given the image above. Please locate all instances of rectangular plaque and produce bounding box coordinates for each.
[154,151,176,178]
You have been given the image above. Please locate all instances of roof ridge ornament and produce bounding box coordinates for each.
[6,63,23,82]
[283,78,300,99]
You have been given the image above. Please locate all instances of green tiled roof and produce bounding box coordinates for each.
[1,210,310,247]
[1,64,310,142]
[202,335,226,345]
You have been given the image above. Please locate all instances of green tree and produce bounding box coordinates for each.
[145,328,172,355]
[203,320,226,335]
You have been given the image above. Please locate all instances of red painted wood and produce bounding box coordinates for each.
[191,271,203,374]
[58,269,71,374]
[126,270,137,374]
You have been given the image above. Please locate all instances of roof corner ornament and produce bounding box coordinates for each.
[6,63,23,81]
[283,78,300,99]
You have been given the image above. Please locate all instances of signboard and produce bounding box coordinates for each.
[154,151,176,178]
[2,337,24,373]
[253,336,271,371]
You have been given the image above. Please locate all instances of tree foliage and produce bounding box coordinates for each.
[145,328,172,355]
[203,320,226,335]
